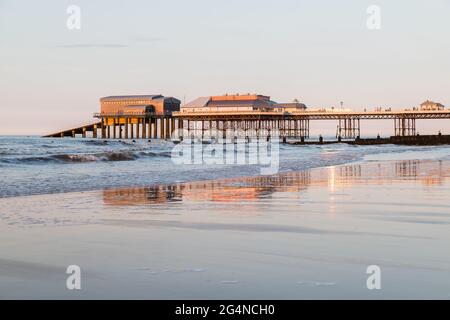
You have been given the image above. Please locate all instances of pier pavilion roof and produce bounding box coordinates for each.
[100,95,163,102]
[181,94,278,111]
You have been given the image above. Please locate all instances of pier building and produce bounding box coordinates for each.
[420,100,445,111]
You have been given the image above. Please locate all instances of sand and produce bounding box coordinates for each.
[0,159,450,299]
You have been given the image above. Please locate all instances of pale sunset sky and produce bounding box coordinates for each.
[1,0,450,135]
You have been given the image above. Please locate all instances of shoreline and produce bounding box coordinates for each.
[2,140,450,199]
[1,156,450,298]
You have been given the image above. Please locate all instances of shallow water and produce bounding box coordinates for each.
[0,159,449,299]
[1,136,450,198]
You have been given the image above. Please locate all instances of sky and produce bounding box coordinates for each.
[1,0,450,135]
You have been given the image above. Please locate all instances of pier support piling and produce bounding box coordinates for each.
[337,117,360,139]
[395,118,416,136]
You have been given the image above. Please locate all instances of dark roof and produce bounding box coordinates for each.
[163,97,182,103]
[208,99,277,109]
[100,95,163,102]
[277,102,307,109]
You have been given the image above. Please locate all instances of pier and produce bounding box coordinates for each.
[44,109,450,142]
[44,94,450,143]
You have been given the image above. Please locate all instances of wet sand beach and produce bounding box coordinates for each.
[1,158,450,299]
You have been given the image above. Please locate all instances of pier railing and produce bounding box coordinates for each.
[93,111,174,117]
[172,109,450,119]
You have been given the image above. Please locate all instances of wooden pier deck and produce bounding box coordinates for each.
[43,109,450,141]
[173,109,450,120]
[44,122,101,138]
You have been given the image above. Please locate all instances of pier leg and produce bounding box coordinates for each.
[136,119,140,139]
[289,120,293,138]
[222,120,226,139]
[101,119,105,139]
[307,120,310,138]
[151,118,156,139]
[160,118,165,139]
[177,119,183,140]
[201,120,205,139]
[395,118,416,137]
[294,120,298,139]
[131,119,134,139]
[165,118,170,139]
[147,119,151,139]
[344,118,347,138]
[125,118,129,139]
[357,118,361,138]
[142,119,146,139]
[171,118,175,138]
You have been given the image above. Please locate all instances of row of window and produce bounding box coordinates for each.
[102,100,154,105]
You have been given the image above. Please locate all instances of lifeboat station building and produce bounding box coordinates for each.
[99,95,180,115]
[95,94,181,139]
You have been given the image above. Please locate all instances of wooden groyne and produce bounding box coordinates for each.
[372,135,450,146]
[288,135,450,146]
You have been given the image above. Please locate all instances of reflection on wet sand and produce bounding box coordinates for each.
[103,172,312,206]
[2,157,450,299]
[103,159,450,206]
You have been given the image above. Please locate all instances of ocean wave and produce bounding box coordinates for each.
[99,151,137,161]
[51,154,104,162]
[0,148,15,155]
[139,151,172,158]
[50,151,137,163]
[41,144,60,148]
[80,140,109,146]
[1,150,173,164]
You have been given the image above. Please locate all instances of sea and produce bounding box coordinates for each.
[2,136,450,198]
